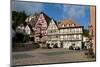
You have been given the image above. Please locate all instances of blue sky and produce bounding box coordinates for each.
[12,1,90,29]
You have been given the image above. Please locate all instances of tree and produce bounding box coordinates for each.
[83,29,89,37]
[12,11,28,29]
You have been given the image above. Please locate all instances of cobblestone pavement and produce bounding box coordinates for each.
[12,48,95,66]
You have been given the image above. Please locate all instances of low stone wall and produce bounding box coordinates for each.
[12,42,40,52]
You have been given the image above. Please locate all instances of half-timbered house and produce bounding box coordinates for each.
[26,12,51,47]
[58,19,83,49]
[26,12,84,49]
[47,19,60,48]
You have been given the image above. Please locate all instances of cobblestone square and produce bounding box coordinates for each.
[12,48,95,66]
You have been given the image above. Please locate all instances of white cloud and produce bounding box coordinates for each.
[11,1,44,15]
[63,5,87,19]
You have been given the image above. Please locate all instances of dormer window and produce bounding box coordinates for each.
[62,24,64,27]
[67,24,69,27]
[72,24,75,27]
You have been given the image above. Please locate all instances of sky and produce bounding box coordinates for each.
[11,0,91,29]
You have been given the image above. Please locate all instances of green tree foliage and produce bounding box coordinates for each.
[12,11,28,29]
[83,29,89,37]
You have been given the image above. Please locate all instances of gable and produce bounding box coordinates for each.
[25,13,40,27]
[47,19,58,30]
[35,13,48,28]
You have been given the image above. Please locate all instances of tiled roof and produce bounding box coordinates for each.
[25,12,51,27]
[25,13,40,27]
[40,12,51,26]
[58,19,80,28]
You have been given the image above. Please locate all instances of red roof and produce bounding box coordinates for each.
[58,19,80,28]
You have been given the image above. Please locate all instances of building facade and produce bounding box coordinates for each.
[26,12,51,47]
[26,12,84,49]
[47,19,84,49]
[47,19,60,48]
[58,20,83,49]
[34,12,51,44]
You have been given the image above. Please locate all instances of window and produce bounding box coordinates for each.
[73,35,76,40]
[72,24,75,27]
[67,24,69,27]
[65,29,68,33]
[65,35,67,39]
[79,35,81,40]
[61,36,63,38]
[67,35,69,40]
[76,28,79,33]
[69,29,71,33]
[63,29,66,34]
[74,28,76,33]
[62,24,64,27]
[76,35,80,40]
[77,28,80,33]
[60,35,63,40]
[63,35,66,40]
[70,35,73,40]
[49,30,52,33]
[69,35,72,40]
[72,28,75,33]
[71,35,74,40]
[74,35,76,39]
[56,36,58,38]
[67,35,70,40]
[73,29,75,33]
[67,29,70,34]
[79,28,82,33]
[60,29,63,34]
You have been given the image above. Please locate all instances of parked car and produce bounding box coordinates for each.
[69,46,74,50]
[69,44,80,50]
[75,46,80,50]
[47,43,52,49]
[53,43,58,48]
[69,44,75,50]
